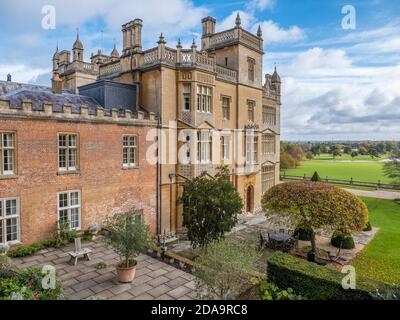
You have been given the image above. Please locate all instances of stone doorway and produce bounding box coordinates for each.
[246,185,254,213]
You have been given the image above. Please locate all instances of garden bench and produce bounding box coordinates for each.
[68,238,92,266]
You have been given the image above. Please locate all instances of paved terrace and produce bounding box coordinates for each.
[13,239,196,300]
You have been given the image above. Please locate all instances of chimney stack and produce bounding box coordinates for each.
[52,71,63,94]
[7,73,11,82]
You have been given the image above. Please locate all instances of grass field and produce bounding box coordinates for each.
[353,197,400,284]
[282,154,390,183]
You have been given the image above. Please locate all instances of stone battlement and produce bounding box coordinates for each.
[0,98,157,125]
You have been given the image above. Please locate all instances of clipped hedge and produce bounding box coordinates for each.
[331,231,355,249]
[294,227,312,241]
[267,252,388,300]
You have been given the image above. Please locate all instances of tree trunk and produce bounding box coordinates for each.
[310,230,316,254]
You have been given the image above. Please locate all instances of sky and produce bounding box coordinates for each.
[0,0,399,141]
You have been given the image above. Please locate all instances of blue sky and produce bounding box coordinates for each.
[0,0,399,141]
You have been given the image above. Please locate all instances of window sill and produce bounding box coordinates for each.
[123,165,139,170]
[57,170,81,176]
[0,174,18,180]
[6,241,22,248]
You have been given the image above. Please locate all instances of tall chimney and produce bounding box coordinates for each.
[133,19,143,51]
[52,71,63,94]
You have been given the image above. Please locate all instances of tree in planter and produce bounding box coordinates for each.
[180,166,243,249]
[102,209,151,282]
[261,182,368,260]
[194,238,261,300]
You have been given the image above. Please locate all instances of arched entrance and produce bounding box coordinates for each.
[246,185,254,213]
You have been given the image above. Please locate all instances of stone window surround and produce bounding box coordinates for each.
[220,94,232,121]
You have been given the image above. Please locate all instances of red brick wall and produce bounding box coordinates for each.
[0,118,157,245]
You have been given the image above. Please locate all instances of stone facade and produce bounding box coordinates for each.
[53,14,281,237]
[0,14,281,247]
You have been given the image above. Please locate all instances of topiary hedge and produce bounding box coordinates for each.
[294,226,313,241]
[363,221,372,232]
[267,251,389,300]
[331,230,355,249]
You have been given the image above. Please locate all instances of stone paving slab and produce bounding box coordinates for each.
[12,238,196,300]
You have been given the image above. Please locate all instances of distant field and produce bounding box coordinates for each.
[282,154,390,183]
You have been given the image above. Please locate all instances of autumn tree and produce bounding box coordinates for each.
[261,182,368,259]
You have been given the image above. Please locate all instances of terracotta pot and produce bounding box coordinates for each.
[116,260,137,283]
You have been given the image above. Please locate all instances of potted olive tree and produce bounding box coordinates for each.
[102,209,151,283]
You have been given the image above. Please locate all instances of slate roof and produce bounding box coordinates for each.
[0,80,101,114]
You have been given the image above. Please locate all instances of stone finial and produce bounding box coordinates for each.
[191,39,197,49]
[6,73,11,82]
[235,13,242,28]
[177,39,182,49]
[158,33,166,44]
[257,25,262,38]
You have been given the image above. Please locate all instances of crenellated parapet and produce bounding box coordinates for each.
[0,99,157,126]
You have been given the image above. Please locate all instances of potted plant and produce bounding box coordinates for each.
[102,209,151,283]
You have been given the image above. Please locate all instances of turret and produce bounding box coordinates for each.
[73,31,84,62]
[52,45,60,71]
[271,66,281,95]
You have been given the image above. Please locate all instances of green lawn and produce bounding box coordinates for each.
[353,197,400,284]
[282,154,389,183]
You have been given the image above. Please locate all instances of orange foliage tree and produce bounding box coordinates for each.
[262,182,368,255]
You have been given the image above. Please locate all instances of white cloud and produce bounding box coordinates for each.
[0,64,50,84]
[257,20,306,44]
[217,11,254,31]
[276,47,400,140]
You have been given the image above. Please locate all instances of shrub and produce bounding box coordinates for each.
[310,171,321,182]
[294,226,313,241]
[251,277,303,300]
[194,238,261,300]
[331,230,355,249]
[363,221,372,232]
[267,252,388,300]
[0,267,64,300]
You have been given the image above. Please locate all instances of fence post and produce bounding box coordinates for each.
[303,174,307,180]
[350,178,353,185]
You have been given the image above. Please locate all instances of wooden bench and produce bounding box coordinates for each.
[68,238,92,266]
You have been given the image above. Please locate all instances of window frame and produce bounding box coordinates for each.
[0,197,21,245]
[57,190,82,231]
[262,165,275,194]
[196,85,213,113]
[262,134,276,155]
[197,130,212,164]
[263,106,276,126]
[122,134,139,169]
[221,96,231,121]
[0,132,16,176]
[183,84,191,112]
[221,135,230,161]
[58,133,79,172]
[247,100,255,123]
